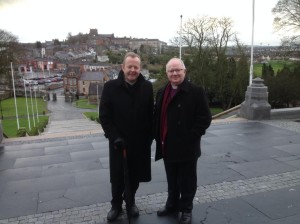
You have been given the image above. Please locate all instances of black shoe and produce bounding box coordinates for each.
[130,204,139,217]
[107,207,122,222]
[157,206,178,216]
[179,212,192,224]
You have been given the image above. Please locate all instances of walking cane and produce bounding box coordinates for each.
[123,148,133,224]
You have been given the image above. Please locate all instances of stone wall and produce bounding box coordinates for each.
[271,107,300,120]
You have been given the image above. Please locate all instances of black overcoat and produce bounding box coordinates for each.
[154,79,212,162]
[99,71,153,183]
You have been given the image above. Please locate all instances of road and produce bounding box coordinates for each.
[47,89,96,121]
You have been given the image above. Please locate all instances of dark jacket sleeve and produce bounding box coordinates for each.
[148,83,154,141]
[190,85,212,139]
[153,87,164,142]
[99,82,120,142]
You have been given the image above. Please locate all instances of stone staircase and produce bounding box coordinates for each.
[41,118,103,138]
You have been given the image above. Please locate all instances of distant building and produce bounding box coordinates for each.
[97,55,109,62]
[62,67,81,95]
[88,82,104,104]
[89,28,98,36]
[78,70,109,96]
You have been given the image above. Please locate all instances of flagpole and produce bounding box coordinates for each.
[34,89,39,122]
[24,80,31,131]
[249,0,255,85]
[29,85,36,127]
[11,62,20,129]
[179,15,183,59]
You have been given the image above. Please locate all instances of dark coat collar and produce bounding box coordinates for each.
[177,79,190,92]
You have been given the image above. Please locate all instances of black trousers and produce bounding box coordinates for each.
[163,158,198,213]
[111,179,139,208]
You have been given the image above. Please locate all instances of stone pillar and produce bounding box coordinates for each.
[46,92,50,101]
[65,92,70,102]
[239,77,271,120]
[52,93,57,101]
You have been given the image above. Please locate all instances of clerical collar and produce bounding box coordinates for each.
[171,84,178,89]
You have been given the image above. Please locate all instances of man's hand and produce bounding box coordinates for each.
[114,137,126,151]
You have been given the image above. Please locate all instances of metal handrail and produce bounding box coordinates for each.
[212,104,241,119]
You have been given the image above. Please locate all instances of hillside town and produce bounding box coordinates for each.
[1,28,298,106]
[0,28,167,102]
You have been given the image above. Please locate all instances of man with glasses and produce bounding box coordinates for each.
[154,57,212,224]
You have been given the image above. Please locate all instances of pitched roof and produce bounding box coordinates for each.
[80,71,107,81]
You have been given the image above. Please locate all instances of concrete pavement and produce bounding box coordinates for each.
[0,91,300,223]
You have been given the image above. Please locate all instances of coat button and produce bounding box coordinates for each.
[178,104,181,107]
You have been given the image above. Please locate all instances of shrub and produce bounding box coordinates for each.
[38,123,44,132]
[17,128,27,137]
[41,119,48,127]
[28,127,39,136]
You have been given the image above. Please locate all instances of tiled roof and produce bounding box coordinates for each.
[80,71,107,81]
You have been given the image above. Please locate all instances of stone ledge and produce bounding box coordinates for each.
[271,107,300,119]
[1,129,104,145]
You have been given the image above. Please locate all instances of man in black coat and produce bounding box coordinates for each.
[99,52,153,222]
[154,58,212,224]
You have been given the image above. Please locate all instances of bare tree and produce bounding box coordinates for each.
[181,16,214,87]
[170,16,246,109]
[0,29,18,43]
[0,29,19,67]
[182,16,212,52]
[272,0,300,32]
[208,17,235,57]
[272,0,300,46]
[0,29,20,90]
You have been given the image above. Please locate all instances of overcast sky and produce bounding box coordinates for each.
[0,0,283,46]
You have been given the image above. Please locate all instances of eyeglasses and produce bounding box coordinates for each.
[167,69,184,74]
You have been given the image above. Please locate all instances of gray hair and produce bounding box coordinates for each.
[122,52,141,64]
[166,57,186,72]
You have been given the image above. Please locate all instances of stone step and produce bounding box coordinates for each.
[3,130,106,145]
[43,118,101,135]
[48,118,98,125]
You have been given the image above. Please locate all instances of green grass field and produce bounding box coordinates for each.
[83,111,98,120]
[1,97,49,137]
[253,60,295,77]
[2,116,49,137]
[210,108,223,115]
[74,99,97,109]
[1,97,48,118]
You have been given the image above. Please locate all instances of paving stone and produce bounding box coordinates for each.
[1,119,300,223]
